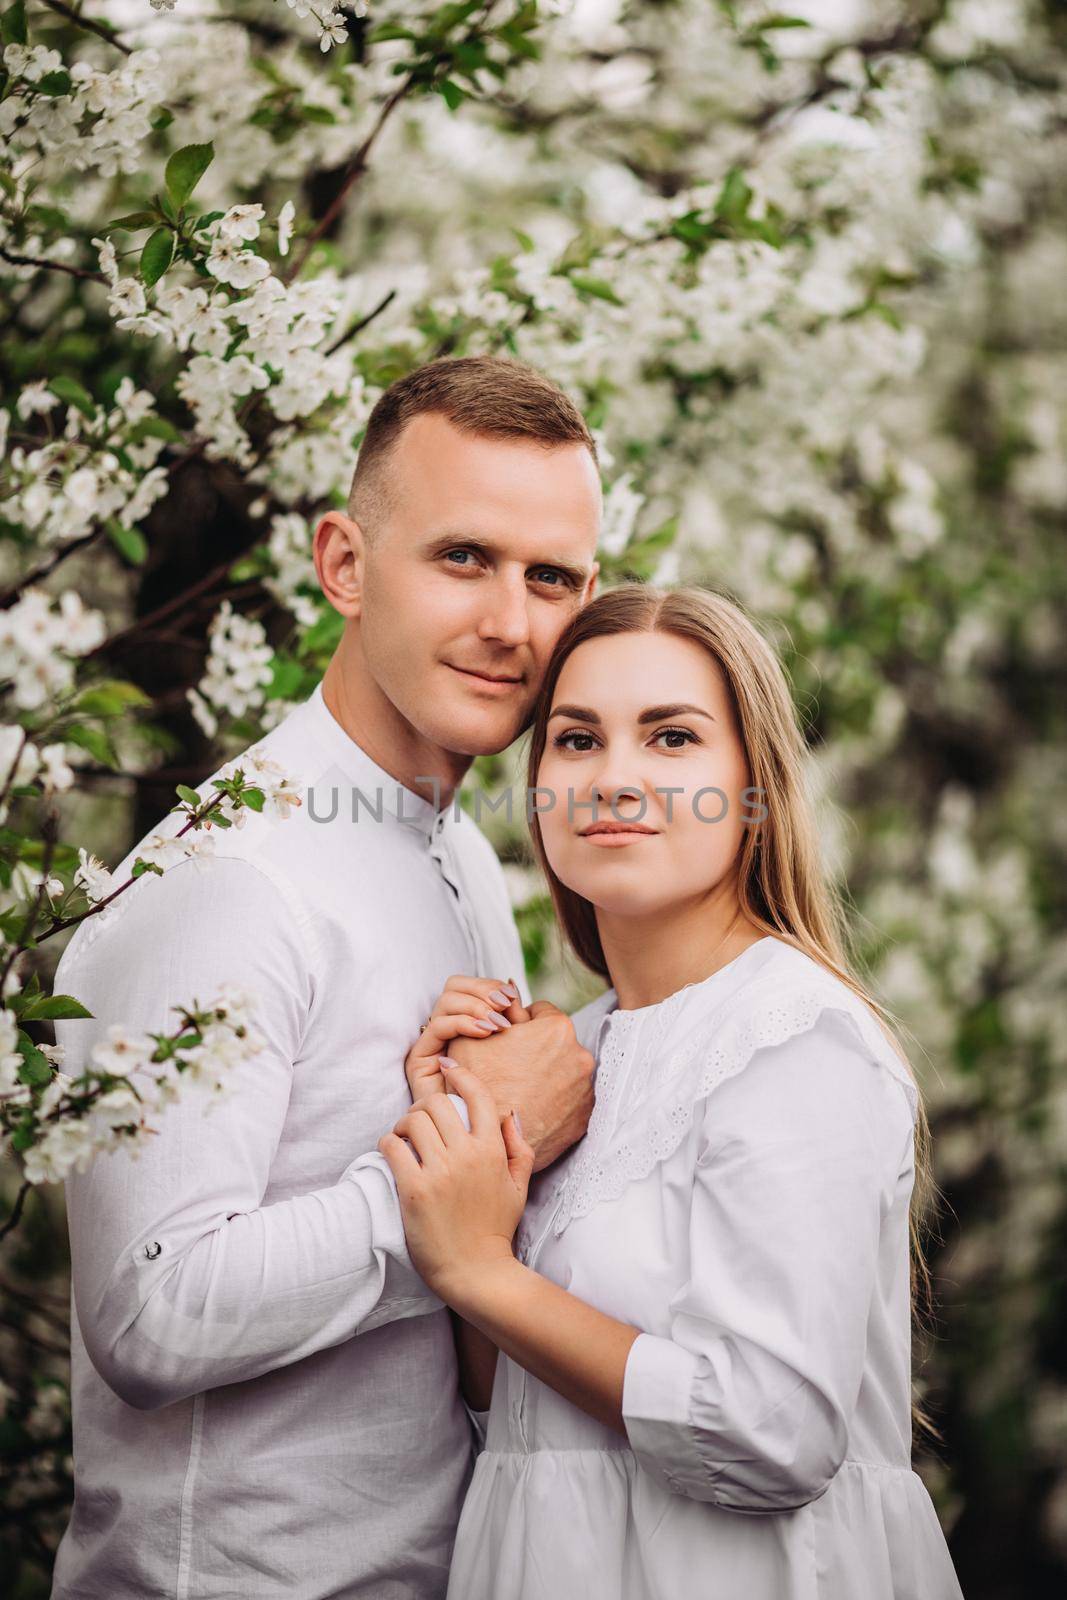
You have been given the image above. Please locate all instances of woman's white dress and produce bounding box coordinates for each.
[447,936,964,1600]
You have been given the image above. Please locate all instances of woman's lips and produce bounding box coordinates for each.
[579,829,659,847]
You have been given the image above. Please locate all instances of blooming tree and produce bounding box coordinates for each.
[1,0,1065,1590]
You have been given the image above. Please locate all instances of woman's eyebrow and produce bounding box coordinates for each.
[547,703,715,724]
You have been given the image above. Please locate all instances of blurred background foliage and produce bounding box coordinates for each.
[1,0,1065,1594]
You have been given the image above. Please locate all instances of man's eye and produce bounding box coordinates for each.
[533,569,565,586]
[444,549,479,568]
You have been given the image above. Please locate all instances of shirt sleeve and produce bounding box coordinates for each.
[56,854,443,1414]
[621,1005,916,1512]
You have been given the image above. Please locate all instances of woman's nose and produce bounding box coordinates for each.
[589,766,648,824]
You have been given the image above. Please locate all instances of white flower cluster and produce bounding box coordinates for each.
[2,377,169,557]
[187,601,274,737]
[97,201,363,465]
[0,46,164,177]
[213,746,304,822]
[1,984,264,1186]
[0,590,106,712]
[263,512,319,626]
[0,725,75,814]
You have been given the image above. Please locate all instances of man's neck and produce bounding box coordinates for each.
[321,650,472,812]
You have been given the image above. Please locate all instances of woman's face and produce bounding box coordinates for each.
[536,631,753,920]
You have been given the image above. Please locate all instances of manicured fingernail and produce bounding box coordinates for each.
[473,1018,496,1032]
[489,988,512,1007]
[505,980,520,998]
[511,1108,523,1137]
[439,1056,459,1071]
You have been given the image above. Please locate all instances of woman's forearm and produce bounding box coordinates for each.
[450,1310,499,1410]
[442,1256,641,1435]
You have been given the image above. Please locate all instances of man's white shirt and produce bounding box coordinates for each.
[50,681,530,1600]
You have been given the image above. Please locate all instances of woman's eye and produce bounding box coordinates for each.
[652,728,697,749]
[553,731,599,752]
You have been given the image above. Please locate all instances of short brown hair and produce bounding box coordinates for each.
[347,356,597,531]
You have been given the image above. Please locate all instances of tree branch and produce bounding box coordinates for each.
[0,1181,31,1245]
[40,0,131,55]
[284,77,418,282]
[324,287,397,355]
[0,246,105,284]
[0,527,107,612]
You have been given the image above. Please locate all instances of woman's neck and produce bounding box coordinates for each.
[597,886,764,1012]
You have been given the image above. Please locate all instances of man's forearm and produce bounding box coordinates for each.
[73,1151,442,1411]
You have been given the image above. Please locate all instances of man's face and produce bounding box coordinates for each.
[348,413,601,756]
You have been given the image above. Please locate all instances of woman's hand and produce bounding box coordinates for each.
[405,974,530,1100]
[378,1063,535,1302]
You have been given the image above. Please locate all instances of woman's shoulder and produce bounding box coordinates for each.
[676,936,920,1125]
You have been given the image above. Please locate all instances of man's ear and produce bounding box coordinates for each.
[313,511,366,619]
[581,560,600,604]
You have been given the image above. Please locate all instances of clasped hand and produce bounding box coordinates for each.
[402,974,595,1172]
[379,975,595,1301]
[379,1063,533,1303]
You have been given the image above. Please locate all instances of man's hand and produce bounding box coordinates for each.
[446,1000,595,1171]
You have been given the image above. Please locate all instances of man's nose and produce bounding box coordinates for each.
[476,576,532,649]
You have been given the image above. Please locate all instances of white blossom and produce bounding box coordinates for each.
[74,847,114,904]
[277,200,295,257]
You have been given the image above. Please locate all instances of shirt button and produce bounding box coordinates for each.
[143,1241,162,1260]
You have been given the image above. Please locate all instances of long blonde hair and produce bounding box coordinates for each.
[525,583,938,1440]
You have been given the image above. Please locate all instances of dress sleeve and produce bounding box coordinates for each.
[621,1004,916,1512]
[57,855,443,1414]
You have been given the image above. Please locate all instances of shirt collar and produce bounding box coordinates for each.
[301,680,454,841]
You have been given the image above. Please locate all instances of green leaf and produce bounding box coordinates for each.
[131,858,164,877]
[176,784,202,808]
[106,519,149,565]
[36,71,72,96]
[19,994,93,1022]
[70,679,152,716]
[368,22,416,42]
[715,167,753,224]
[140,227,174,288]
[105,211,161,233]
[266,656,306,700]
[64,723,119,770]
[1,0,27,47]
[568,273,625,306]
[164,142,214,210]
[17,1040,53,1088]
[152,107,174,132]
[302,105,337,125]
[757,14,811,29]
[241,787,265,813]
[438,79,466,111]
[27,203,70,232]
[49,376,95,418]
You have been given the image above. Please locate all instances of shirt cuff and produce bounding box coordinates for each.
[622,1332,709,1499]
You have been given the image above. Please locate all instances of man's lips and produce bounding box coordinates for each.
[446,664,524,685]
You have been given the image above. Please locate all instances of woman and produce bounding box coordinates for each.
[379,586,964,1600]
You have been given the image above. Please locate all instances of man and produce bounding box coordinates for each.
[51,357,602,1599]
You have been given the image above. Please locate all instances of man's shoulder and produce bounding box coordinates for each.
[57,699,324,987]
